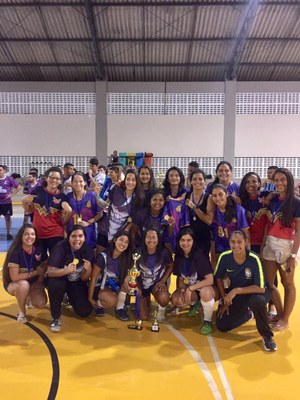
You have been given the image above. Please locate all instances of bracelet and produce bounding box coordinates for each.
[192,205,197,211]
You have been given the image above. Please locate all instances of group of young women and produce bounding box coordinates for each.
[3,161,300,352]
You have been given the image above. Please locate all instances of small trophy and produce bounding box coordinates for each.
[128,253,141,296]
[128,319,143,330]
[151,310,160,332]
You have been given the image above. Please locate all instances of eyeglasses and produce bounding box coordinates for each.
[48,176,61,181]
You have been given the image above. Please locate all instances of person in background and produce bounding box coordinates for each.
[261,165,278,193]
[111,150,119,165]
[215,230,277,352]
[23,171,41,223]
[185,161,199,189]
[0,164,22,241]
[206,161,240,197]
[99,165,120,201]
[2,224,47,323]
[86,158,105,192]
[62,162,75,195]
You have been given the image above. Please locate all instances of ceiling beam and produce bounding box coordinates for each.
[0,1,297,7]
[84,0,105,80]
[1,37,299,43]
[226,0,260,80]
[1,62,299,68]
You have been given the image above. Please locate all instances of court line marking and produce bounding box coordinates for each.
[0,312,60,400]
[207,335,234,400]
[165,322,222,400]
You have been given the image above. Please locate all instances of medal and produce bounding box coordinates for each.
[193,216,196,221]
[184,277,189,284]
[73,258,79,266]
[127,216,132,223]
[77,217,82,223]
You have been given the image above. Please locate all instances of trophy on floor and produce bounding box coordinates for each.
[128,253,143,330]
[151,310,160,332]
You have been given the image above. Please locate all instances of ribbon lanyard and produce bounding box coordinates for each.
[111,257,120,278]
[272,197,282,222]
[191,192,204,219]
[74,192,84,221]
[123,191,134,222]
[23,250,34,273]
[71,249,79,265]
[249,197,259,223]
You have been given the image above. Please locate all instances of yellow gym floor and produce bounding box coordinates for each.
[1,252,300,400]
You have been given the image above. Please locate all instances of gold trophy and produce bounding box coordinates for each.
[128,253,141,296]
[128,319,143,331]
[151,310,160,332]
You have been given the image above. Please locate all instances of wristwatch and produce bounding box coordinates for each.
[290,253,296,259]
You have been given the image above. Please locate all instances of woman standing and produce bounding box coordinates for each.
[22,166,72,255]
[262,168,300,331]
[210,184,249,265]
[171,228,216,335]
[138,227,173,321]
[2,224,47,323]
[206,161,240,196]
[97,169,145,249]
[215,230,276,352]
[47,225,94,332]
[89,230,132,321]
[185,169,214,255]
[67,171,103,249]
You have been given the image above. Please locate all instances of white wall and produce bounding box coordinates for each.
[236,115,300,157]
[1,115,95,156]
[108,115,224,157]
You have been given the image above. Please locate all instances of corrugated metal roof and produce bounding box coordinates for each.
[0,0,299,82]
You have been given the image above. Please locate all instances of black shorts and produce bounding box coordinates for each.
[0,203,13,216]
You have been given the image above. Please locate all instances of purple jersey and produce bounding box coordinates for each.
[138,249,172,290]
[0,176,19,204]
[211,204,249,253]
[67,191,102,248]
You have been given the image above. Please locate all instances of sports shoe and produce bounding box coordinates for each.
[17,313,27,324]
[188,301,200,317]
[95,306,105,317]
[6,234,13,241]
[157,306,166,322]
[50,319,61,333]
[262,336,277,352]
[115,308,130,321]
[200,321,212,335]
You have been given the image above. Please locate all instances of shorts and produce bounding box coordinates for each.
[0,203,13,216]
[262,236,293,264]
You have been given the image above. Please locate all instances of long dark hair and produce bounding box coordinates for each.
[211,183,236,223]
[175,227,196,259]
[140,227,163,266]
[138,164,157,190]
[110,229,131,284]
[3,224,38,286]
[189,168,207,193]
[121,168,145,211]
[163,166,185,197]
[239,172,261,208]
[273,168,295,227]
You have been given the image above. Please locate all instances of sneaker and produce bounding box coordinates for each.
[62,293,70,307]
[200,321,213,335]
[248,309,254,321]
[262,336,277,352]
[115,308,130,321]
[17,314,27,324]
[188,301,200,317]
[157,306,166,322]
[50,319,61,333]
[6,234,13,241]
[95,306,105,317]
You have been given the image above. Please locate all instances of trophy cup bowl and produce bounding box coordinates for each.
[128,253,141,296]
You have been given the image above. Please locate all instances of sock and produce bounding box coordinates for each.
[158,305,166,313]
[201,299,215,322]
[97,299,103,308]
[116,291,127,310]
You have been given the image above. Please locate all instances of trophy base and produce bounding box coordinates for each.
[128,324,143,330]
[151,324,160,332]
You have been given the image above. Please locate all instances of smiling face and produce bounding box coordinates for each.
[216,163,232,185]
[22,227,36,248]
[191,172,205,191]
[69,229,85,251]
[139,167,151,185]
[150,193,165,213]
[273,172,288,196]
[168,170,180,187]
[114,235,129,253]
[145,230,158,252]
[245,174,260,196]
[72,174,85,193]
[179,234,194,256]
[211,187,228,209]
[0,167,5,178]
[229,232,247,257]
[46,171,61,192]
[125,172,137,192]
